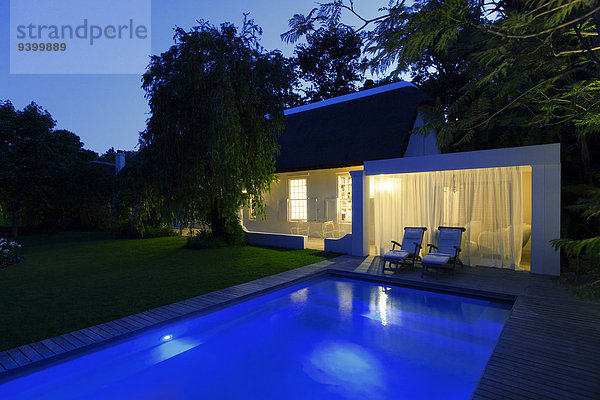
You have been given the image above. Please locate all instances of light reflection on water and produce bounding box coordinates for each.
[304,340,384,399]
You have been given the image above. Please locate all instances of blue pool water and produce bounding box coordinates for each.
[0,277,511,399]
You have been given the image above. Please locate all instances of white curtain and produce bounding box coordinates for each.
[371,166,528,269]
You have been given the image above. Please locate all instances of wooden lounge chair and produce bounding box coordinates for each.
[382,227,427,273]
[421,226,466,278]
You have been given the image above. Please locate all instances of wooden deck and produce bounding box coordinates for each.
[1,255,599,399]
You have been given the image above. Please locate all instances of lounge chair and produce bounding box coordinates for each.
[421,226,466,278]
[382,227,427,273]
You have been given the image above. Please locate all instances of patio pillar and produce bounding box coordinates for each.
[530,164,561,275]
[350,170,368,256]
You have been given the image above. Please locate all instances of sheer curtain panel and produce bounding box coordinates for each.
[371,166,529,269]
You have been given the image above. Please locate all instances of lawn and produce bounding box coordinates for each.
[0,232,338,352]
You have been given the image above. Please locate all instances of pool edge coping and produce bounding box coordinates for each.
[0,257,517,384]
[328,268,518,303]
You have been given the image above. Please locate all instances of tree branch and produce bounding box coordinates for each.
[554,44,600,56]
[459,68,585,131]
[474,6,600,39]
[526,0,585,23]
[569,24,600,69]
[338,4,394,32]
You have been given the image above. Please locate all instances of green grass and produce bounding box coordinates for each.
[0,232,338,352]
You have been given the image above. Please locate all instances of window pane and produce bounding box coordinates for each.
[289,178,307,220]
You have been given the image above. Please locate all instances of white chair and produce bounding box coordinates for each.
[291,220,309,236]
[321,221,339,238]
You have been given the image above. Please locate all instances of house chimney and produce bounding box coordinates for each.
[115,150,126,174]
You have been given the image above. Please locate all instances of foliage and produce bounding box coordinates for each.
[0,237,21,266]
[109,148,161,237]
[285,0,600,279]
[186,225,245,249]
[0,101,56,236]
[0,102,115,235]
[98,147,137,163]
[116,221,179,239]
[293,26,365,102]
[552,184,600,296]
[47,147,114,231]
[140,18,297,242]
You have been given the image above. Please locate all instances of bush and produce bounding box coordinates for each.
[186,225,245,249]
[0,238,21,267]
[560,256,600,300]
[115,222,179,239]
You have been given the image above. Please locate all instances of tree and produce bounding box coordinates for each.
[0,102,113,236]
[285,1,600,283]
[48,136,114,231]
[140,19,297,241]
[0,101,56,236]
[284,0,600,150]
[292,27,364,102]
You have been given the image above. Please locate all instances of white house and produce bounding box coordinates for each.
[242,82,561,276]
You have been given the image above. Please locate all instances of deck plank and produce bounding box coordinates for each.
[0,352,19,370]
[85,326,115,341]
[17,345,43,363]
[40,339,68,355]
[78,328,106,342]
[29,342,55,358]
[6,349,30,367]
[102,321,131,334]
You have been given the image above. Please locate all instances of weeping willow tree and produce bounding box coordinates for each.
[140,18,296,241]
[285,0,600,289]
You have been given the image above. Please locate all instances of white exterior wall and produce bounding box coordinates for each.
[242,166,362,238]
[404,113,441,157]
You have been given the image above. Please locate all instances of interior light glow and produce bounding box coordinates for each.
[161,334,173,342]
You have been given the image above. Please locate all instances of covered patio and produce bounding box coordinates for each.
[349,143,561,276]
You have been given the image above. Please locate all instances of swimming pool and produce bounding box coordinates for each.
[0,276,511,399]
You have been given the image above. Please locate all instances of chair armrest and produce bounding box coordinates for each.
[427,244,437,252]
[391,240,401,250]
[453,246,462,256]
[412,242,422,250]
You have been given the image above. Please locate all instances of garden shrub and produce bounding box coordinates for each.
[0,238,21,267]
[115,222,179,239]
[186,224,245,249]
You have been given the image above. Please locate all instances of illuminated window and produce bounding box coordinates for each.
[289,178,307,220]
[338,175,352,223]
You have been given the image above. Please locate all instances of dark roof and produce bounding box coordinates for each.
[89,160,116,175]
[275,84,432,172]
